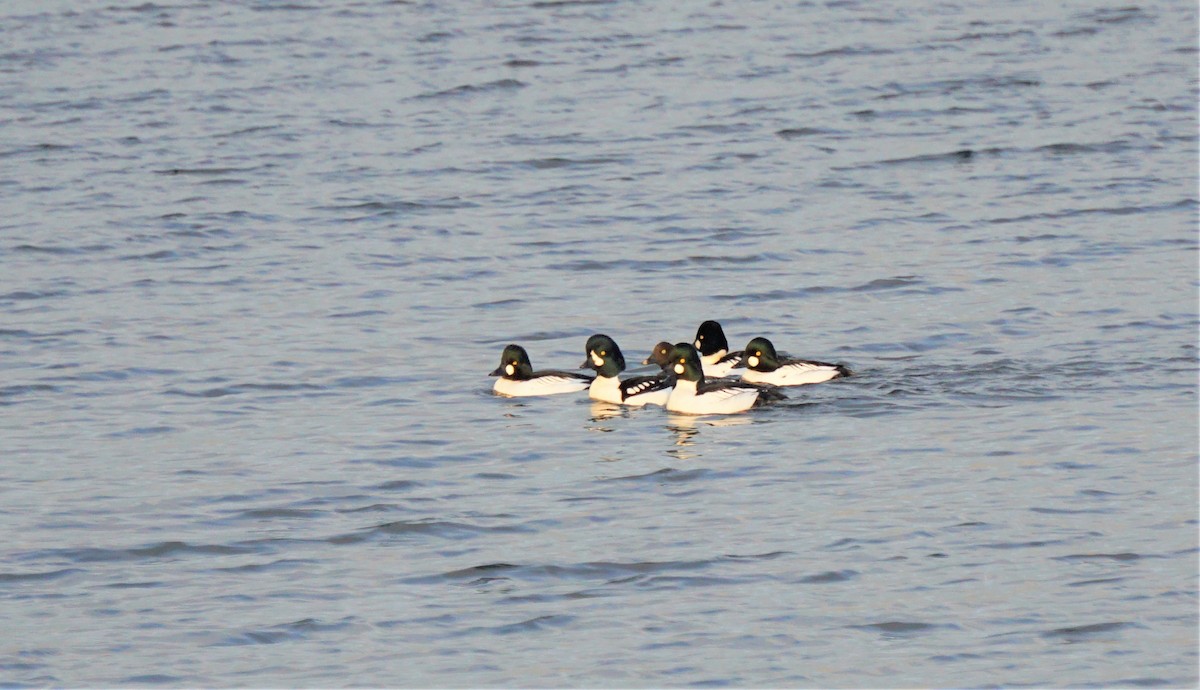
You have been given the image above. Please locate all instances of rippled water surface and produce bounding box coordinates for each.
[2,1,1197,687]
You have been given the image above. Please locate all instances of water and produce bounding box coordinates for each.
[1,1,1197,687]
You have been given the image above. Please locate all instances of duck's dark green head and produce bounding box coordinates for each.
[490,343,533,380]
[743,337,781,372]
[668,342,705,383]
[581,334,626,377]
[694,320,729,356]
[643,341,674,369]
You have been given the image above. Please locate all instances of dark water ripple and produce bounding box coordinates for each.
[0,0,1195,687]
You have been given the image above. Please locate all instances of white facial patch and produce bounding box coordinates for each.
[504,363,515,376]
[747,355,759,368]
[694,339,702,349]
[590,351,605,367]
[674,363,685,375]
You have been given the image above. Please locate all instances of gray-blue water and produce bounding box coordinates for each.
[2,1,1197,687]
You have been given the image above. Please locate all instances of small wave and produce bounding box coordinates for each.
[1035,140,1136,155]
[676,123,756,135]
[0,289,68,301]
[316,197,477,220]
[1105,679,1178,688]
[531,0,615,8]
[713,275,937,302]
[235,508,324,520]
[986,198,1196,225]
[1066,577,1125,588]
[877,148,992,166]
[600,467,711,483]
[212,558,316,574]
[372,479,423,492]
[153,166,260,176]
[327,519,533,546]
[119,249,182,261]
[22,541,259,564]
[797,570,859,584]
[1042,621,1141,639]
[11,243,112,255]
[473,298,524,309]
[978,539,1069,550]
[121,674,185,684]
[247,3,321,12]
[44,367,178,383]
[215,617,357,647]
[553,258,688,272]
[327,310,386,319]
[0,142,74,158]
[213,124,283,139]
[164,382,324,398]
[0,328,38,338]
[330,375,402,389]
[405,557,722,585]
[516,156,625,170]
[785,45,895,60]
[454,614,578,638]
[485,328,590,344]
[101,581,163,589]
[1029,506,1108,515]
[851,621,958,636]
[105,425,176,438]
[0,567,82,583]
[1052,552,1146,562]
[942,29,1037,43]
[0,384,59,398]
[724,551,790,561]
[776,127,839,139]
[1074,6,1150,26]
[415,79,526,99]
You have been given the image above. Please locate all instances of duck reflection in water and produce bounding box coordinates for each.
[586,401,625,432]
[665,414,753,461]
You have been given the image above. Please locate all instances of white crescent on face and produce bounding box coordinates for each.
[747,355,759,368]
[590,351,605,367]
[694,339,702,349]
[505,363,515,376]
[673,363,685,375]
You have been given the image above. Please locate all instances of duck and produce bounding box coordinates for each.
[489,343,592,397]
[581,334,674,406]
[735,336,851,386]
[642,341,676,371]
[692,320,745,378]
[665,342,784,415]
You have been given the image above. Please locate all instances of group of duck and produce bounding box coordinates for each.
[489,320,851,415]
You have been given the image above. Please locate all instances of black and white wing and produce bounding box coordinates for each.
[714,349,745,372]
[620,372,674,400]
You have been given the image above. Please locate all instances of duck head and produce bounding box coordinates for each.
[490,344,533,380]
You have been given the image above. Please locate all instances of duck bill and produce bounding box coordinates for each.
[579,359,592,370]
[489,366,504,377]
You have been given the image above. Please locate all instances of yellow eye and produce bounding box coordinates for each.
[660,348,666,354]
[600,350,606,356]
[755,351,761,356]
[678,357,686,363]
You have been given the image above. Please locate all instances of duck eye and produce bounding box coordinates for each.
[678,357,686,363]
[600,350,606,356]
[755,351,761,356]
